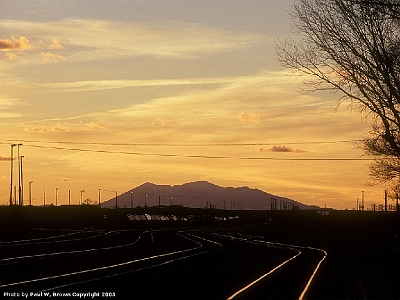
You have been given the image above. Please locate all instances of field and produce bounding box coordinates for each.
[0,206,399,299]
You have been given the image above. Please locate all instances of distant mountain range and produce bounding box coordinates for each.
[100,181,317,210]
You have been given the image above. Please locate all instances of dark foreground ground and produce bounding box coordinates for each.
[0,206,399,299]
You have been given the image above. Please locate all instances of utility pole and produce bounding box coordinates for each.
[20,155,24,206]
[17,144,22,206]
[158,195,161,208]
[80,190,84,205]
[115,191,118,209]
[98,189,101,207]
[145,194,147,207]
[43,187,46,207]
[55,188,58,206]
[361,191,365,211]
[9,144,16,206]
[385,190,388,212]
[130,191,133,208]
[69,190,71,205]
[29,181,33,206]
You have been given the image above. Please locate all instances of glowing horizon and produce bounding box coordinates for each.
[0,0,390,210]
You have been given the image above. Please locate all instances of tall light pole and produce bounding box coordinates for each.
[98,189,101,207]
[362,191,365,211]
[17,143,22,206]
[43,187,46,207]
[80,190,84,205]
[9,144,16,206]
[55,188,58,206]
[29,181,33,206]
[20,155,24,206]
[115,191,118,209]
[130,191,133,209]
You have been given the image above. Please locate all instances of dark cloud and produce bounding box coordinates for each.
[260,146,307,153]
[0,156,15,161]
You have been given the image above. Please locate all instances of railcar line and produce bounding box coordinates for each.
[0,229,113,248]
[41,231,223,292]
[0,227,327,299]
[211,231,327,300]
[0,230,221,293]
[0,230,150,265]
[0,230,81,245]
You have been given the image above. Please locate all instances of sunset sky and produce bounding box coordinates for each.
[0,0,390,209]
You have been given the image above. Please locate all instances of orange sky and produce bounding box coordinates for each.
[0,0,391,209]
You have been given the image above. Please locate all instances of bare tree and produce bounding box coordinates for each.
[348,0,400,18]
[276,0,400,183]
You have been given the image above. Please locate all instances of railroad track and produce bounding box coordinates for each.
[0,227,327,299]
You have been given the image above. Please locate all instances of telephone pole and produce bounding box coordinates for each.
[385,190,388,212]
[20,155,24,206]
[130,191,133,208]
[29,181,33,206]
[361,191,365,211]
[17,144,22,206]
[80,190,84,205]
[9,144,16,206]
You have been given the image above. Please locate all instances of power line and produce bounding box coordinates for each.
[22,144,372,161]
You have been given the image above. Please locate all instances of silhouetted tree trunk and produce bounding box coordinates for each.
[276,0,400,183]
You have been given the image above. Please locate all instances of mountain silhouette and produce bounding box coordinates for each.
[100,181,316,210]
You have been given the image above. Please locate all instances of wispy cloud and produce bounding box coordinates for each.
[0,96,23,118]
[23,121,107,133]
[239,112,260,124]
[40,51,66,63]
[44,77,238,92]
[25,124,69,132]
[48,38,63,49]
[0,19,268,61]
[5,52,18,60]
[80,121,107,131]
